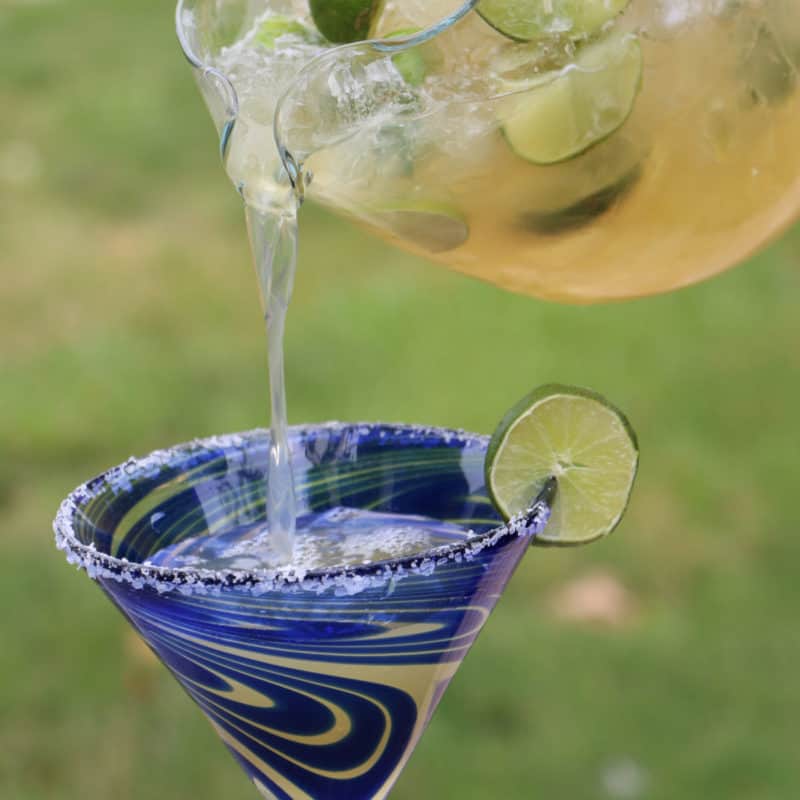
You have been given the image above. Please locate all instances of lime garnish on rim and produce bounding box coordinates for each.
[309,0,386,43]
[500,32,642,165]
[477,0,631,41]
[486,384,638,545]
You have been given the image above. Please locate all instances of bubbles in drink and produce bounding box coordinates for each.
[150,507,473,572]
[212,6,326,207]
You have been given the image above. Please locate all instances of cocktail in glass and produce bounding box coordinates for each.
[55,423,553,799]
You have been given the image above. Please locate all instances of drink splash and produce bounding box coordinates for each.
[209,15,327,564]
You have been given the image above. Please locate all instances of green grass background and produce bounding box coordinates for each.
[2,1,799,798]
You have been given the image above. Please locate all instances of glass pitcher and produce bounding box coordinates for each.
[177,0,800,302]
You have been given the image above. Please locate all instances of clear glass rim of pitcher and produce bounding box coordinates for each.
[174,0,481,135]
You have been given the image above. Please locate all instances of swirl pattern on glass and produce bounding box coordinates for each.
[56,424,546,799]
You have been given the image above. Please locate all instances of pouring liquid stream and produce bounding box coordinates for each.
[231,7,473,568]
[190,187,479,573]
[245,194,299,565]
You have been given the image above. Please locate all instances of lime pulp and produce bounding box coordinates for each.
[477,0,631,41]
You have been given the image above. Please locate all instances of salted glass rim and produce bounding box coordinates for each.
[54,422,549,596]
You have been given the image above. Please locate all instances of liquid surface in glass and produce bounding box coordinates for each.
[151,506,472,571]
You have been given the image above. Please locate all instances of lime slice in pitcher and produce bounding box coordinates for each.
[255,16,318,48]
[374,202,469,252]
[501,33,642,164]
[477,0,630,41]
[309,0,386,43]
[385,28,433,87]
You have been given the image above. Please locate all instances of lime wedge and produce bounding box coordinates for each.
[522,163,641,234]
[309,0,386,43]
[500,33,642,165]
[374,202,469,253]
[486,384,638,545]
[739,22,798,106]
[254,16,317,49]
[477,0,631,41]
[385,29,429,87]
[516,135,644,233]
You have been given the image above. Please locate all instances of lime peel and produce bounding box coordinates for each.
[309,0,386,43]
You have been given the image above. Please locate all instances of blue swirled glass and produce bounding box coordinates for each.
[55,423,548,799]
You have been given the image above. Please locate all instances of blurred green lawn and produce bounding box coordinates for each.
[2,1,800,798]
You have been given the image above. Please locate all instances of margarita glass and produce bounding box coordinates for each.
[55,423,553,800]
[179,0,800,302]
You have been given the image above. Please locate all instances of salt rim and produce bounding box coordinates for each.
[54,422,551,597]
